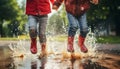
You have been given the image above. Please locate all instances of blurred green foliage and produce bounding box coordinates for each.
[0,0,27,37]
[97,36,120,44]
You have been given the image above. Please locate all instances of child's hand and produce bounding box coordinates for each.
[90,0,99,5]
[52,5,58,11]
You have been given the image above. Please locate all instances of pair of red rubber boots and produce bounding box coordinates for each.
[67,36,88,53]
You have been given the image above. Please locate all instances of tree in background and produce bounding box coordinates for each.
[108,0,120,36]
[17,0,27,35]
[87,0,120,36]
[0,0,27,37]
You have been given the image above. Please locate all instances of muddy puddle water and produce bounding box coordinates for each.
[0,42,120,69]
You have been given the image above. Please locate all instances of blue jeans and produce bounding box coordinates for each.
[28,15,48,43]
[67,13,88,37]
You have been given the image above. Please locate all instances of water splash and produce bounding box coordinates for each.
[84,28,98,57]
[71,28,98,59]
[8,39,41,58]
[8,40,27,57]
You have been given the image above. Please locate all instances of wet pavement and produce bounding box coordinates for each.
[0,40,120,69]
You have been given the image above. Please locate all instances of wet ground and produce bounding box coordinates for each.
[0,40,120,69]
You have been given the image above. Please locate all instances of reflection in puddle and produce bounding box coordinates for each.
[40,56,47,69]
[31,61,37,69]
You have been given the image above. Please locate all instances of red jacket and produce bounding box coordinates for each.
[26,0,54,15]
[53,0,90,16]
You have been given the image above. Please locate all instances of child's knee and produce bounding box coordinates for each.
[80,29,89,37]
[38,34,46,43]
[70,26,78,31]
[29,27,37,38]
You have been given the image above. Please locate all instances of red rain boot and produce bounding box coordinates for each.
[67,36,74,52]
[78,36,88,53]
[30,38,37,54]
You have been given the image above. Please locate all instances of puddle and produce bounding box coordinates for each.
[0,45,120,69]
[0,32,120,69]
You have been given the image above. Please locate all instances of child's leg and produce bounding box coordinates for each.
[38,15,48,56]
[66,13,78,52]
[67,13,79,37]
[78,13,88,37]
[78,13,88,53]
[28,15,38,54]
